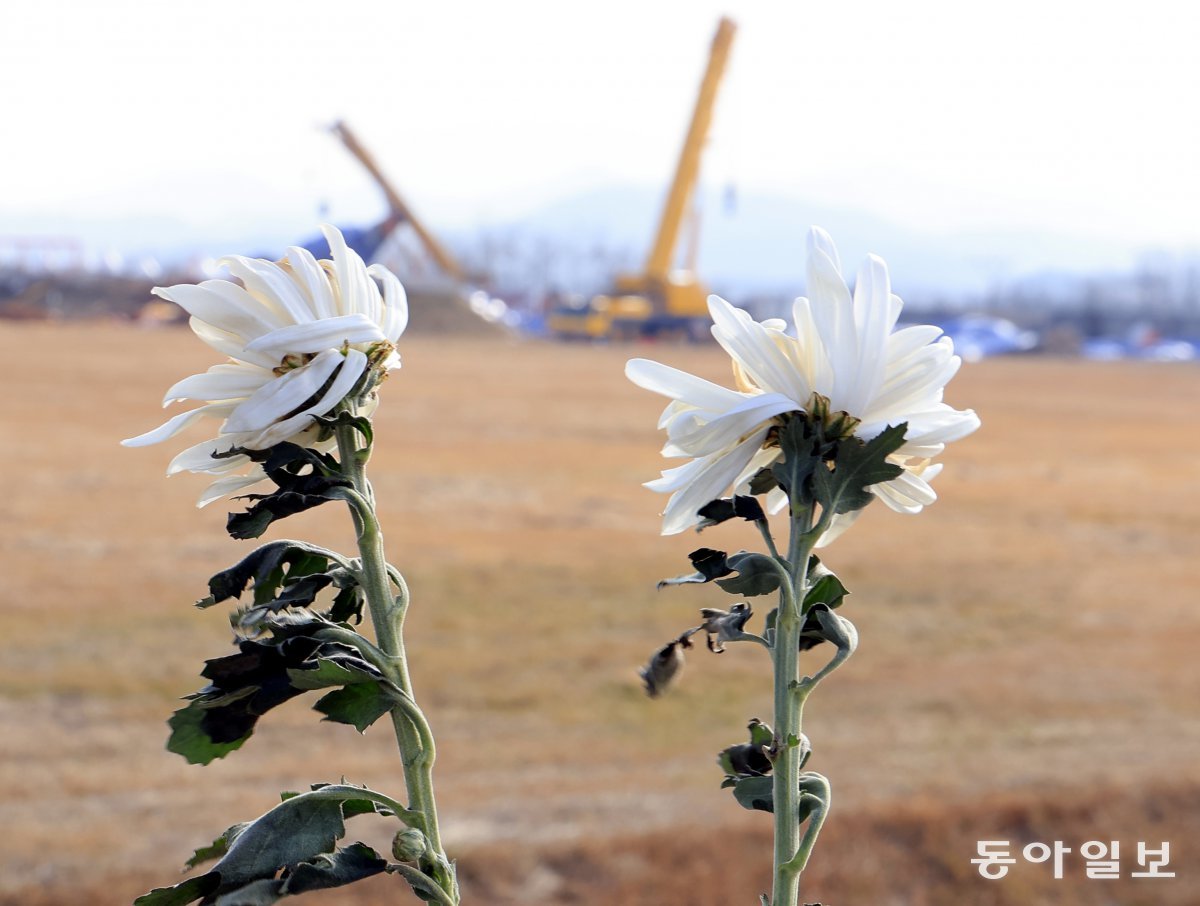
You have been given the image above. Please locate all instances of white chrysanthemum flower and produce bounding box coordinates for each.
[123,224,409,506]
[626,226,980,541]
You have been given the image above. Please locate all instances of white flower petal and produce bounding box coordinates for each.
[220,255,317,326]
[886,324,945,362]
[658,431,769,535]
[815,509,863,548]
[368,263,409,342]
[733,444,785,493]
[322,224,379,320]
[839,254,898,415]
[626,358,747,411]
[197,470,268,508]
[895,407,981,447]
[154,281,283,341]
[805,229,855,391]
[789,297,833,394]
[122,402,236,447]
[242,349,369,449]
[167,437,252,476]
[866,341,961,422]
[284,245,337,320]
[807,226,843,274]
[242,313,386,358]
[663,393,795,458]
[223,348,345,434]
[879,467,938,508]
[187,316,279,369]
[765,486,789,515]
[163,363,271,406]
[709,296,810,401]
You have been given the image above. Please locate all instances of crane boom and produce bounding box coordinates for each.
[330,120,465,282]
[643,16,736,280]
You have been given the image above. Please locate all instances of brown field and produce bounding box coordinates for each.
[3,321,1198,905]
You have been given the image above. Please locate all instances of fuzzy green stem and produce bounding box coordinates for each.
[779,773,831,877]
[285,784,422,828]
[770,506,816,906]
[387,863,457,906]
[334,418,458,904]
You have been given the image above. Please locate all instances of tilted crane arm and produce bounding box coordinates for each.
[330,120,465,283]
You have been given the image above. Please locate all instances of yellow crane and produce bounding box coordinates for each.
[550,16,737,340]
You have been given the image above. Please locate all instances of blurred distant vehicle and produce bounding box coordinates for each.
[1082,323,1198,361]
[934,314,1039,362]
[549,17,737,341]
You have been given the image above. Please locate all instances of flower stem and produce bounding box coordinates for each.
[769,507,817,906]
[334,418,458,904]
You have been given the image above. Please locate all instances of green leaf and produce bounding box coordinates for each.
[748,718,774,748]
[213,796,346,888]
[166,704,250,766]
[715,552,782,597]
[811,604,858,654]
[167,618,388,763]
[134,873,220,906]
[656,548,733,588]
[731,775,775,812]
[718,718,774,785]
[696,495,766,530]
[803,560,849,611]
[212,879,281,906]
[746,466,779,497]
[719,742,771,778]
[770,418,824,507]
[328,584,365,625]
[185,823,250,870]
[138,789,397,906]
[286,655,380,692]
[811,423,907,515]
[221,443,351,540]
[315,683,394,733]
[281,842,388,895]
[313,410,374,451]
[201,541,338,608]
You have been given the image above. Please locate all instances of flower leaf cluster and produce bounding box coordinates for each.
[134,785,440,906]
[128,228,458,905]
[628,228,979,905]
[167,611,395,765]
[199,539,364,625]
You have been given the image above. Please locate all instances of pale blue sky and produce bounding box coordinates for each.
[2,0,1197,259]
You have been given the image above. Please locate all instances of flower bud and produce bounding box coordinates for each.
[392,827,428,863]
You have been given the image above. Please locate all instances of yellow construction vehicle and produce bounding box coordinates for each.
[549,16,736,340]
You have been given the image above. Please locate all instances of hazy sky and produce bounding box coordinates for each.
[3,0,1198,257]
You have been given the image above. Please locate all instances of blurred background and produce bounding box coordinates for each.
[3,0,1199,355]
[2,2,1198,904]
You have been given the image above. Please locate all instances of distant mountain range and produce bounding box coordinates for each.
[471,183,1147,301]
[2,185,1161,303]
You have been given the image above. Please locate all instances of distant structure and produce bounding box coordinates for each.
[548,16,737,340]
[324,120,508,336]
[0,235,85,273]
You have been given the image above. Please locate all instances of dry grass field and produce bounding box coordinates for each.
[2,321,1198,905]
